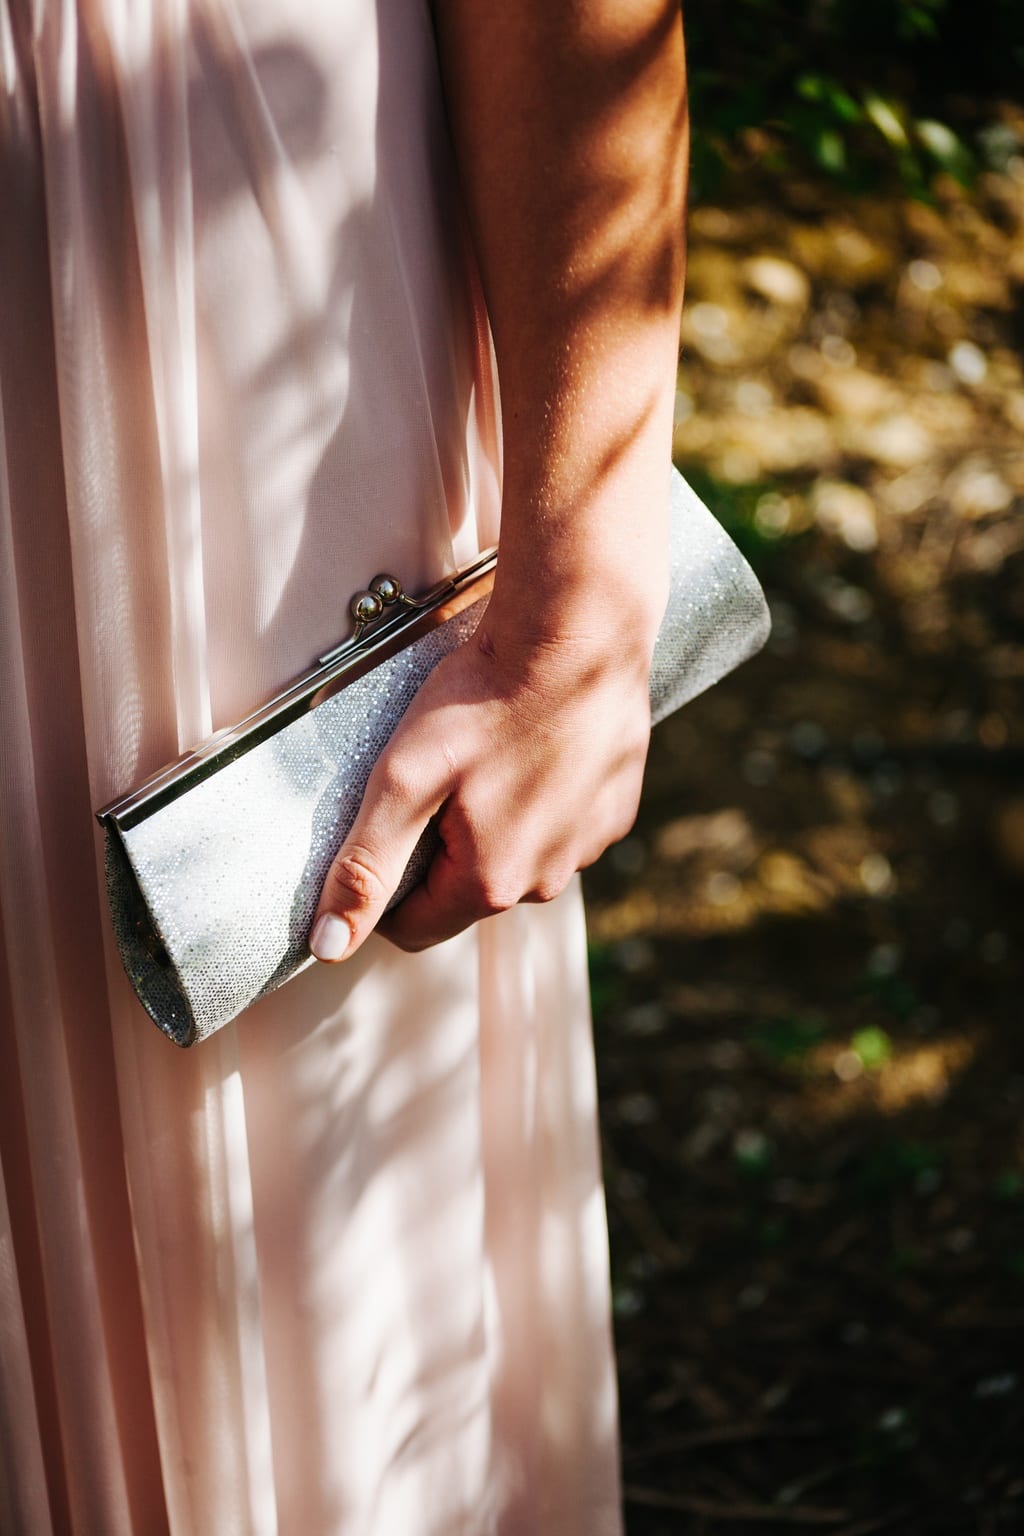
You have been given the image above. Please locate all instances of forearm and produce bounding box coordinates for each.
[312,3,689,958]
[432,0,689,644]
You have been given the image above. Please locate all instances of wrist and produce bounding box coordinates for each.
[486,498,671,660]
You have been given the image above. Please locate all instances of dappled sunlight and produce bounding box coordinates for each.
[673,139,1024,588]
[588,807,901,942]
[584,72,1024,1529]
[798,1032,978,1121]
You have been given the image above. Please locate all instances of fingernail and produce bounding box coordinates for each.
[310,913,353,963]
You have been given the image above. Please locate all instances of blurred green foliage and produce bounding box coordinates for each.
[685,0,1024,195]
[672,467,805,576]
[748,1012,828,1067]
[850,1024,893,1071]
[992,1170,1024,1202]
[587,942,626,1019]
[856,966,921,1022]
[855,1136,945,1197]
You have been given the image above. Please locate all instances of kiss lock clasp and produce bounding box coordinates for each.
[348,572,431,641]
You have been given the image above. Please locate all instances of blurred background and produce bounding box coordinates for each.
[583,3,1024,1530]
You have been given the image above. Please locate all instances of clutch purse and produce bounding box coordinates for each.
[97,468,770,1046]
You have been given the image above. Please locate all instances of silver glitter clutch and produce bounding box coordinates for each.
[97,469,770,1046]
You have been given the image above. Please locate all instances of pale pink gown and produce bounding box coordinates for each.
[0,3,622,1532]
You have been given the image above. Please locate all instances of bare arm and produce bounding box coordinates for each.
[311,1,688,960]
[433,0,688,637]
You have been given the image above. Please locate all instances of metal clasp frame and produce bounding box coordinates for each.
[347,573,433,641]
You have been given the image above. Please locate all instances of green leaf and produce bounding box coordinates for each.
[863,92,910,148]
[915,119,975,183]
[795,73,862,124]
[813,127,848,174]
[851,1026,893,1071]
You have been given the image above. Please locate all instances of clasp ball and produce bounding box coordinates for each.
[351,590,384,625]
[371,574,403,605]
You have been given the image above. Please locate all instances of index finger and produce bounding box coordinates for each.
[309,733,449,963]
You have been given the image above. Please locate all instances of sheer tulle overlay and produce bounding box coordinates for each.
[0,3,621,1531]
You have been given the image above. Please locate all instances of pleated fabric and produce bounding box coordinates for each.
[0,3,622,1532]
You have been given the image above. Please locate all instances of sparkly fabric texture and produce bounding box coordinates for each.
[107,470,769,1045]
[650,468,771,723]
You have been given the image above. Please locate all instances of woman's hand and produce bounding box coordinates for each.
[309,577,662,959]
[311,0,688,959]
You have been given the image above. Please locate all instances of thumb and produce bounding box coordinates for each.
[309,744,444,963]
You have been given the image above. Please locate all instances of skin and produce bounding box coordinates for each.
[310,0,689,962]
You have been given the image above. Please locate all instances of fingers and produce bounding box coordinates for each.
[379,811,581,952]
[309,739,446,963]
[377,839,517,952]
[358,738,642,953]
[308,641,650,959]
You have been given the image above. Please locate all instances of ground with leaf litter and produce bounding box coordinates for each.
[583,117,1024,1535]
